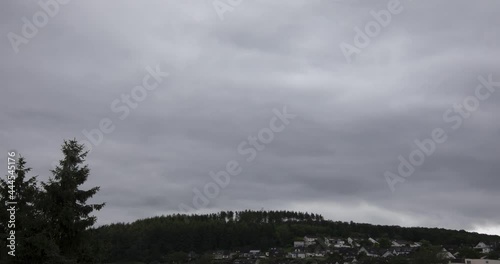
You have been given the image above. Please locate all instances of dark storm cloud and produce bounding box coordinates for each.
[1,0,499,234]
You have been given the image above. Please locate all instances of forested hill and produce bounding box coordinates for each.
[90,210,499,263]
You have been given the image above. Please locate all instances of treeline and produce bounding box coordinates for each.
[92,210,500,263]
[148,210,324,223]
[0,140,104,264]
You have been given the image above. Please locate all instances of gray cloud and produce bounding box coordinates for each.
[1,0,499,234]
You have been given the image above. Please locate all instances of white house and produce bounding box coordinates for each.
[327,238,350,248]
[304,236,318,246]
[409,242,421,248]
[474,242,493,253]
[391,241,404,247]
[347,237,360,248]
[438,248,455,260]
[294,241,305,248]
[358,247,380,257]
[306,252,325,258]
[288,248,306,259]
[391,240,411,247]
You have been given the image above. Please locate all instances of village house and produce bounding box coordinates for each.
[368,237,379,245]
[438,248,456,260]
[248,250,264,259]
[358,247,385,257]
[391,240,411,247]
[328,237,350,248]
[304,235,318,246]
[294,240,305,248]
[474,242,493,253]
[287,248,306,259]
[410,241,422,248]
[347,237,360,247]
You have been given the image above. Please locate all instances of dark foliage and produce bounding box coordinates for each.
[92,210,500,263]
[0,140,104,264]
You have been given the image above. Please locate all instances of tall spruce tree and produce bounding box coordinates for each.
[0,157,37,263]
[0,157,60,263]
[41,139,104,261]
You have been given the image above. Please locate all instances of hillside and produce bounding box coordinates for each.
[89,210,500,263]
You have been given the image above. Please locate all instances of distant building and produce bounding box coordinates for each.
[304,235,318,246]
[347,237,360,247]
[474,242,493,253]
[249,250,261,257]
[438,248,456,260]
[391,240,411,247]
[328,238,350,248]
[409,242,421,248]
[358,247,385,257]
[294,241,305,248]
[288,248,306,259]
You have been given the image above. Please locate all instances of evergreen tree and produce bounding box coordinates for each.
[0,157,59,263]
[41,139,105,262]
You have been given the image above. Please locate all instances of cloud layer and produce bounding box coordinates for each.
[1,0,499,235]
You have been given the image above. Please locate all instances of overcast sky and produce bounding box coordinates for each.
[1,0,499,236]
